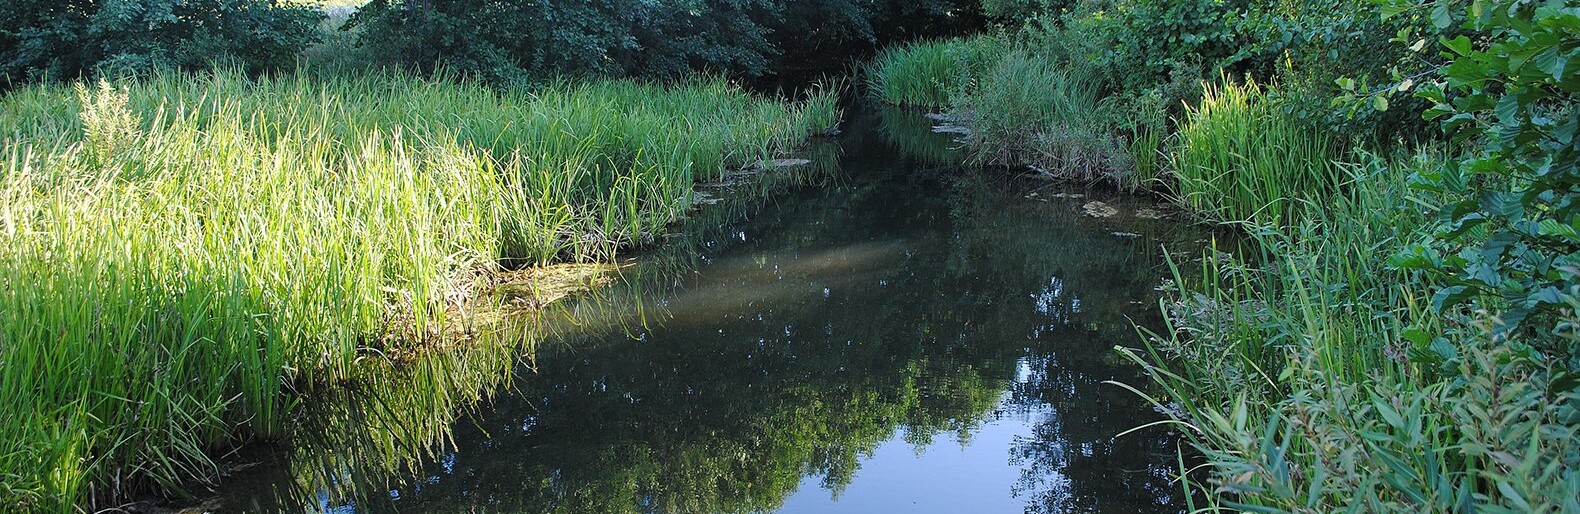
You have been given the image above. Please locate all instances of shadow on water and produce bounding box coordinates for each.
[208,103,1209,513]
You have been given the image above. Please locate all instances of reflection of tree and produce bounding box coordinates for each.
[214,106,1203,513]
[919,138,1196,514]
[213,141,845,513]
[876,106,968,167]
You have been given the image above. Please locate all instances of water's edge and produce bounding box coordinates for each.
[191,103,1208,514]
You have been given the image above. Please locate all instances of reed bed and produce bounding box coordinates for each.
[0,68,838,512]
[1170,78,1343,226]
[1132,150,1579,511]
[957,50,1121,181]
[865,37,1005,109]
[868,39,1129,182]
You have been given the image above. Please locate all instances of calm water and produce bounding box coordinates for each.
[210,105,1205,513]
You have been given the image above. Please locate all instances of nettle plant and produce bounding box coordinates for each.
[1391,0,1580,337]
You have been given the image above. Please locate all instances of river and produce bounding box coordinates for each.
[206,103,1206,514]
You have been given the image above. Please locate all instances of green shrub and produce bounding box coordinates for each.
[1394,0,1580,335]
[1063,0,1260,96]
[981,0,1073,24]
[0,0,323,85]
[1272,0,1447,143]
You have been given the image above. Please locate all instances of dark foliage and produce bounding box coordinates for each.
[0,0,322,85]
[347,0,983,83]
[1397,0,1580,337]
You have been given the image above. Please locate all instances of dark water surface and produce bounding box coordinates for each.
[211,105,1206,513]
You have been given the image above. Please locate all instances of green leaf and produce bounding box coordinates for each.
[1533,45,1568,80]
[1442,35,1473,56]
[1432,285,1475,311]
[1372,397,1406,429]
[1379,2,1409,20]
[1431,3,1453,29]
[1549,371,1580,395]
[1401,327,1432,346]
[1537,218,1580,239]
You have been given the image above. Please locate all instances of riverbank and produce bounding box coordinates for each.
[865,4,1579,510]
[0,69,838,512]
[198,102,1206,513]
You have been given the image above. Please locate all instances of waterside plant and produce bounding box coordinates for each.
[0,68,838,512]
[866,0,1580,510]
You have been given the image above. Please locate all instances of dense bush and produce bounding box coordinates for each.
[1067,0,1257,94]
[1397,0,1580,336]
[347,0,777,81]
[985,0,1441,141]
[981,0,1074,23]
[0,0,322,85]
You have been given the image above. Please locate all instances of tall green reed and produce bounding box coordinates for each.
[867,39,1134,183]
[866,37,1005,109]
[0,68,837,512]
[1128,149,1577,511]
[954,50,1122,181]
[1170,78,1343,226]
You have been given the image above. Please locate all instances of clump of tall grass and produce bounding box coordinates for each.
[1170,78,1343,226]
[868,39,1135,183]
[0,69,837,512]
[866,37,1005,108]
[953,50,1124,181]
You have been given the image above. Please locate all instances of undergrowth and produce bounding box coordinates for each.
[866,2,1580,510]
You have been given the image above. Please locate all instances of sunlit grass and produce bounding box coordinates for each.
[1170,78,1343,226]
[0,68,838,512]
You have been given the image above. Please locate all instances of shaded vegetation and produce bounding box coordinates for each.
[0,0,323,86]
[346,0,984,84]
[867,0,1580,511]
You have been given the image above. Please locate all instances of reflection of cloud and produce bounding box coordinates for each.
[659,239,910,327]
[533,239,912,345]
[1011,402,1074,513]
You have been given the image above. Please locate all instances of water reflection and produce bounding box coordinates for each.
[210,105,1203,513]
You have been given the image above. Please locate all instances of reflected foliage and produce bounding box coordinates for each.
[215,105,1204,514]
